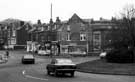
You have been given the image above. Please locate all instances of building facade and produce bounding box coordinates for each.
[57,14,92,55]
[91,18,118,52]
[0,24,8,49]
[27,14,120,55]
[0,21,32,49]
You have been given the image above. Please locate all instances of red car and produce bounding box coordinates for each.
[46,58,76,77]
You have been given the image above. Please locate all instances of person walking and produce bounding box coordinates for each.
[5,50,9,58]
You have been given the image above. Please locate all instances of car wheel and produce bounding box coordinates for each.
[54,71,58,76]
[62,73,65,75]
[47,70,50,75]
[22,61,24,64]
[71,72,74,77]
[33,61,35,64]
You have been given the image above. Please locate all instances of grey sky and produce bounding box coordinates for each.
[0,0,134,23]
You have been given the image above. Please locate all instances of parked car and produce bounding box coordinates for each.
[99,51,107,59]
[38,49,50,56]
[22,55,35,64]
[46,58,76,77]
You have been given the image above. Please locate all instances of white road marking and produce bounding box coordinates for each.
[22,70,48,81]
[22,70,25,75]
[25,75,48,81]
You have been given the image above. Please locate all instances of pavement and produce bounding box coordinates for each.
[0,53,8,64]
[0,59,6,64]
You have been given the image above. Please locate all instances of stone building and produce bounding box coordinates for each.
[91,18,118,52]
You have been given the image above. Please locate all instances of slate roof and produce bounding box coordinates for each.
[68,13,87,24]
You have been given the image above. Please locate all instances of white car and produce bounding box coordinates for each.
[38,50,50,56]
[99,52,107,59]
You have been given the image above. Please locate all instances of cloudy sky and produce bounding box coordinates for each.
[0,0,134,23]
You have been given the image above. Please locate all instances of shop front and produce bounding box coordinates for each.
[60,41,87,55]
[37,41,60,56]
[26,41,39,52]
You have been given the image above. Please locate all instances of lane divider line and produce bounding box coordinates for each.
[22,70,48,81]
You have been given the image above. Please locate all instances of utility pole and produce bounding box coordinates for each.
[51,3,52,20]
[50,3,53,57]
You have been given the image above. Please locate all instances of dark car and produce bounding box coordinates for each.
[22,55,35,64]
[46,58,76,77]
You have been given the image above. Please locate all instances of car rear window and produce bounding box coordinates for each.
[56,59,73,64]
[24,55,34,58]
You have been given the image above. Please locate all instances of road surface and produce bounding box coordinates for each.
[0,50,134,82]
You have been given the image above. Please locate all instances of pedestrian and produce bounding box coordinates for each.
[5,50,9,58]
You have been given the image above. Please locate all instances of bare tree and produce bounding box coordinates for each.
[119,4,135,62]
[106,4,135,62]
[121,4,135,19]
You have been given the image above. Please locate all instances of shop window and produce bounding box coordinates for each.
[11,38,16,44]
[93,32,101,47]
[80,33,86,41]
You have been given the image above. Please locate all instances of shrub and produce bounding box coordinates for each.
[106,48,134,63]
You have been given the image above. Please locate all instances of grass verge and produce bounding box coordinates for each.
[77,59,135,76]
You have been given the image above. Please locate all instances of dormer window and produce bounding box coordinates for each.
[54,25,57,30]
[41,27,44,31]
[48,26,50,30]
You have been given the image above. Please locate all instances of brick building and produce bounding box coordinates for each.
[57,14,92,55]
[4,21,32,49]
[0,24,8,49]
[28,14,119,55]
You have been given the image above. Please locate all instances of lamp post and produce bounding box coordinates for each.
[87,31,89,56]
[67,25,71,55]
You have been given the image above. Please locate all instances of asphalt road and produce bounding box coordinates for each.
[0,50,134,82]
